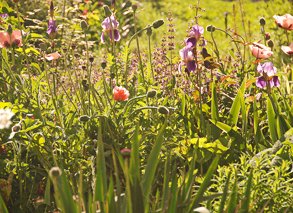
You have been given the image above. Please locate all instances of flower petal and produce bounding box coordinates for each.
[45,52,61,61]
[256,76,266,89]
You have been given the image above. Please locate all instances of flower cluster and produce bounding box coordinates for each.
[179,25,204,74]
[101,15,121,43]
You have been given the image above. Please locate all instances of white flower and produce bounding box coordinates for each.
[0,109,14,129]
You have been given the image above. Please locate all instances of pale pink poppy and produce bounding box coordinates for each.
[45,52,61,61]
[273,14,293,31]
[281,43,293,55]
[249,42,273,59]
[0,30,22,48]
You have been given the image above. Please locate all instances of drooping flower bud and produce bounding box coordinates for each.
[152,19,164,29]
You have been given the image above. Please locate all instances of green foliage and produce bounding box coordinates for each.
[0,0,292,212]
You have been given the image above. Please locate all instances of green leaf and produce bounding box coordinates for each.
[95,121,107,202]
[226,172,238,213]
[239,170,253,213]
[44,177,51,205]
[129,125,140,183]
[267,97,278,142]
[142,120,167,209]
[0,193,8,213]
[188,155,220,212]
[211,81,219,121]
[218,170,231,213]
[229,77,246,126]
[50,170,78,213]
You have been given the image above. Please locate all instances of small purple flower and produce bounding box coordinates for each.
[0,14,8,19]
[101,15,121,43]
[185,25,204,47]
[256,62,280,89]
[47,19,57,36]
[179,46,196,74]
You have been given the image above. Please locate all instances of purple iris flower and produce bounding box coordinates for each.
[101,15,121,43]
[179,46,196,74]
[47,19,57,36]
[185,25,204,47]
[256,62,280,89]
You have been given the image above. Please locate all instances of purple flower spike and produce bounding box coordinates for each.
[47,19,57,36]
[101,15,121,43]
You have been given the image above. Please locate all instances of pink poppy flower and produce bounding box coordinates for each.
[281,43,293,55]
[249,42,273,59]
[0,30,22,48]
[273,14,293,31]
[45,52,61,61]
[113,86,129,101]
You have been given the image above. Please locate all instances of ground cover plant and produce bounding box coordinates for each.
[0,0,292,212]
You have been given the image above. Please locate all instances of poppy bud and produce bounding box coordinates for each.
[80,20,88,31]
[265,32,270,40]
[259,17,266,26]
[49,167,62,178]
[120,148,131,158]
[158,106,169,115]
[152,19,164,29]
[146,26,152,36]
[103,5,112,17]
[7,25,12,34]
[132,4,138,12]
[206,25,215,32]
[101,61,107,69]
[267,40,274,48]
[79,115,90,122]
[12,124,21,132]
[147,89,157,98]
